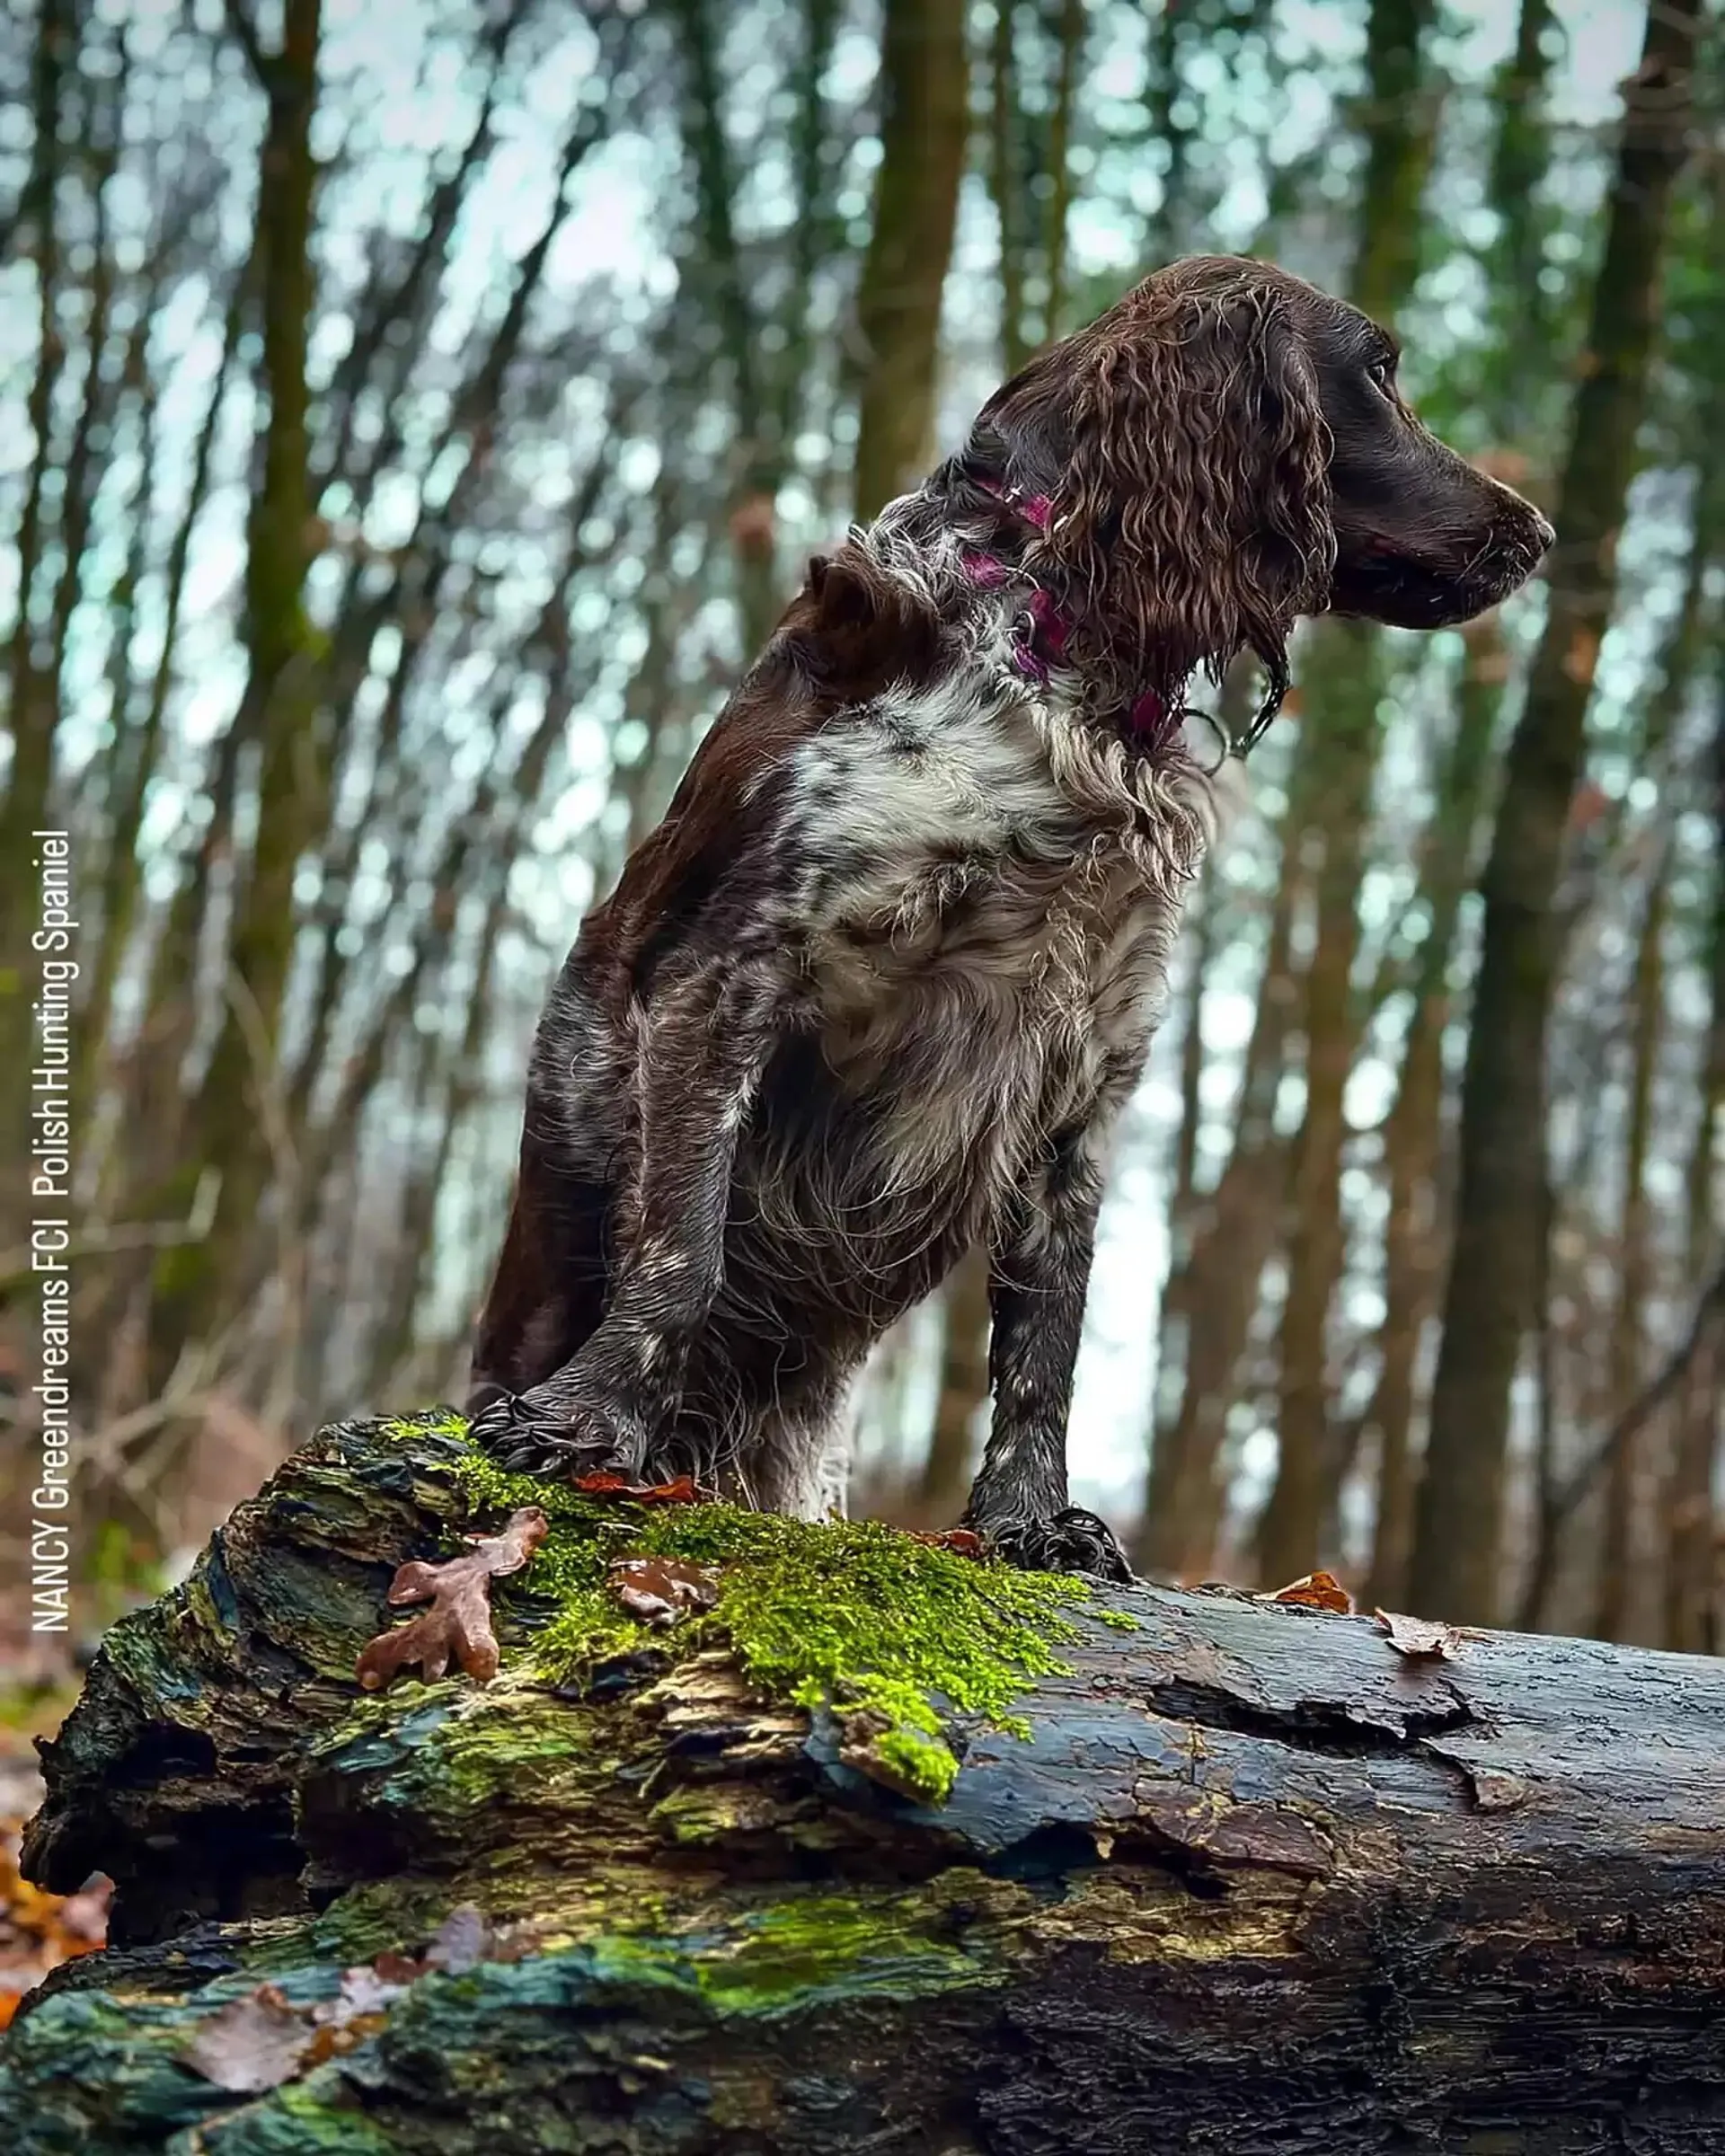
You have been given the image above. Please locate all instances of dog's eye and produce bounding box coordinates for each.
[1368,355,1398,398]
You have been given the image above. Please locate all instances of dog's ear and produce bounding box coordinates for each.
[789,546,942,695]
[973,272,1336,716]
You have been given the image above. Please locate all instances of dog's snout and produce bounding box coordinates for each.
[1531,508,1556,553]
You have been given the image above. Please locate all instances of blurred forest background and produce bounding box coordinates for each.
[1,0,1721,1666]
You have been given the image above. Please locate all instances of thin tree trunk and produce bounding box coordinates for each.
[1254,0,1438,1588]
[1593,845,1668,1642]
[1593,471,1717,1639]
[850,0,969,520]
[78,280,245,1117]
[674,0,781,655]
[1039,0,1084,348]
[145,0,323,1395]
[1665,656,1725,1651]
[1255,639,1379,1587]
[1411,0,1702,1624]
[1363,0,1558,1610]
[0,0,75,1240]
[1137,873,1299,1577]
[988,3,1028,376]
[1143,0,1190,264]
[1359,625,1508,1609]
[917,1243,993,1520]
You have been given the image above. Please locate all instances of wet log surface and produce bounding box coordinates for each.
[7,1413,1725,2154]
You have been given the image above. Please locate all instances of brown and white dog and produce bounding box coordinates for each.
[466,255,1553,1578]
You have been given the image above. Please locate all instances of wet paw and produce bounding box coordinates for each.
[467,1385,645,1483]
[976,1507,1136,1584]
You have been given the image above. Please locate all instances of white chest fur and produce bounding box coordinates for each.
[785,671,1222,1181]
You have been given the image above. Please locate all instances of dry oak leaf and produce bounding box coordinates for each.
[907,1528,987,1558]
[182,1983,314,2095]
[1261,1570,1355,1614]
[356,1507,548,1692]
[608,1555,722,1630]
[572,1470,710,1505]
[183,1913,503,2092]
[1375,1608,1465,1661]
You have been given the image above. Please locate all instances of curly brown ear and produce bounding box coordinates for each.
[976,272,1335,722]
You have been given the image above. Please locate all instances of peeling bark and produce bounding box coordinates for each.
[13,1415,1725,2153]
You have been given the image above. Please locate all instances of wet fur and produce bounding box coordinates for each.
[467,255,1553,1577]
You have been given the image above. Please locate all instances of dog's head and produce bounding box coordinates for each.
[960,253,1554,730]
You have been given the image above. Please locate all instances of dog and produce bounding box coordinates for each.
[465,254,1553,1579]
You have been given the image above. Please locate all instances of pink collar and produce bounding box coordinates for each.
[961,482,1177,747]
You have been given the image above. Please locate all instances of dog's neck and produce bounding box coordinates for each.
[857,481,1216,765]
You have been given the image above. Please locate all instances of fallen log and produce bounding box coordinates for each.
[8,1410,1725,2154]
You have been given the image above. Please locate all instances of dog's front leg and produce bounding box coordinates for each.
[961,1118,1134,1581]
[473,958,778,1479]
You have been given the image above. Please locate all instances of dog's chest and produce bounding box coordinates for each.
[788,691,1177,1129]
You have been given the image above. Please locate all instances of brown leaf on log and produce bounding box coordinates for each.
[181,1983,314,2094]
[1374,1609,1466,1661]
[1261,1570,1355,1614]
[571,1471,711,1505]
[356,1507,548,1691]
[184,1912,502,2092]
[608,1555,721,1629]
[907,1528,987,1558]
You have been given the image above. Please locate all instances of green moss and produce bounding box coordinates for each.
[1093,1607,1142,1632]
[379,1410,470,1445]
[689,1886,993,2012]
[415,1434,1093,1806]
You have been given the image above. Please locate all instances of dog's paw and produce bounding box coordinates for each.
[467,1384,646,1483]
[973,1506,1136,1584]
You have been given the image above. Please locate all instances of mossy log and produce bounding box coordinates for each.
[10,1413,1725,2154]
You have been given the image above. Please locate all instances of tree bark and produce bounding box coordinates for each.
[1411,0,1702,1624]
[17,1411,1725,2153]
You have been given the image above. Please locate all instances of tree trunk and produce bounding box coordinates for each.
[1360,0,1559,1613]
[850,0,969,520]
[144,0,324,1396]
[1411,0,1702,1624]
[988,1,1029,376]
[1594,850,1667,1641]
[1138,872,1298,1578]
[0,0,75,1243]
[1253,0,1437,1586]
[918,1241,993,1520]
[1665,662,1725,1652]
[17,1411,1725,2153]
[673,0,783,658]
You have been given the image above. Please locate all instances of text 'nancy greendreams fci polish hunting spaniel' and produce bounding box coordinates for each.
[466,253,1553,1580]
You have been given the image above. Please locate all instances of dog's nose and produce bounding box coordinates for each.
[1532,510,1556,553]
